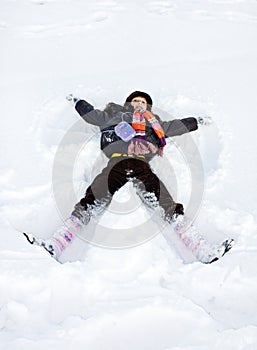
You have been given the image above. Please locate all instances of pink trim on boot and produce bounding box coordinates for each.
[45,215,83,259]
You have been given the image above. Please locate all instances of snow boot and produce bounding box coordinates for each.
[45,215,84,259]
[171,214,234,264]
[24,215,83,260]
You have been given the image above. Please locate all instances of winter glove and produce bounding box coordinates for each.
[197,115,213,126]
[66,93,79,106]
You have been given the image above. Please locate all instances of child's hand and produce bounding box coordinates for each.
[66,93,79,105]
[197,115,213,126]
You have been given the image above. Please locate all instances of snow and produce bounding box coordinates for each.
[1,0,257,349]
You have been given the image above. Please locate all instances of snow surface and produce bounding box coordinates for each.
[1,0,257,349]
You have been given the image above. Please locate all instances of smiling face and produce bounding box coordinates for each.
[131,96,148,111]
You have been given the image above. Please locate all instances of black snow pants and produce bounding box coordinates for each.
[72,156,184,222]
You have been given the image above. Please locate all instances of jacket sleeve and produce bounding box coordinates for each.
[160,117,198,137]
[75,99,111,127]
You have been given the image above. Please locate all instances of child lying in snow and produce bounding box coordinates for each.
[24,91,234,263]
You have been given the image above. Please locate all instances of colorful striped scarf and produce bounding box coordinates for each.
[130,110,166,155]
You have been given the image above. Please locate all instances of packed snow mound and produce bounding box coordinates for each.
[1,0,257,349]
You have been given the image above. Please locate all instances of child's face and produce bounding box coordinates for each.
[131,97,147,111]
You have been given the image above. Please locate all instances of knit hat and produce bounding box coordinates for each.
[125,91,153,110]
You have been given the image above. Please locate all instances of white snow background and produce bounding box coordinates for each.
[1,0,257,349]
